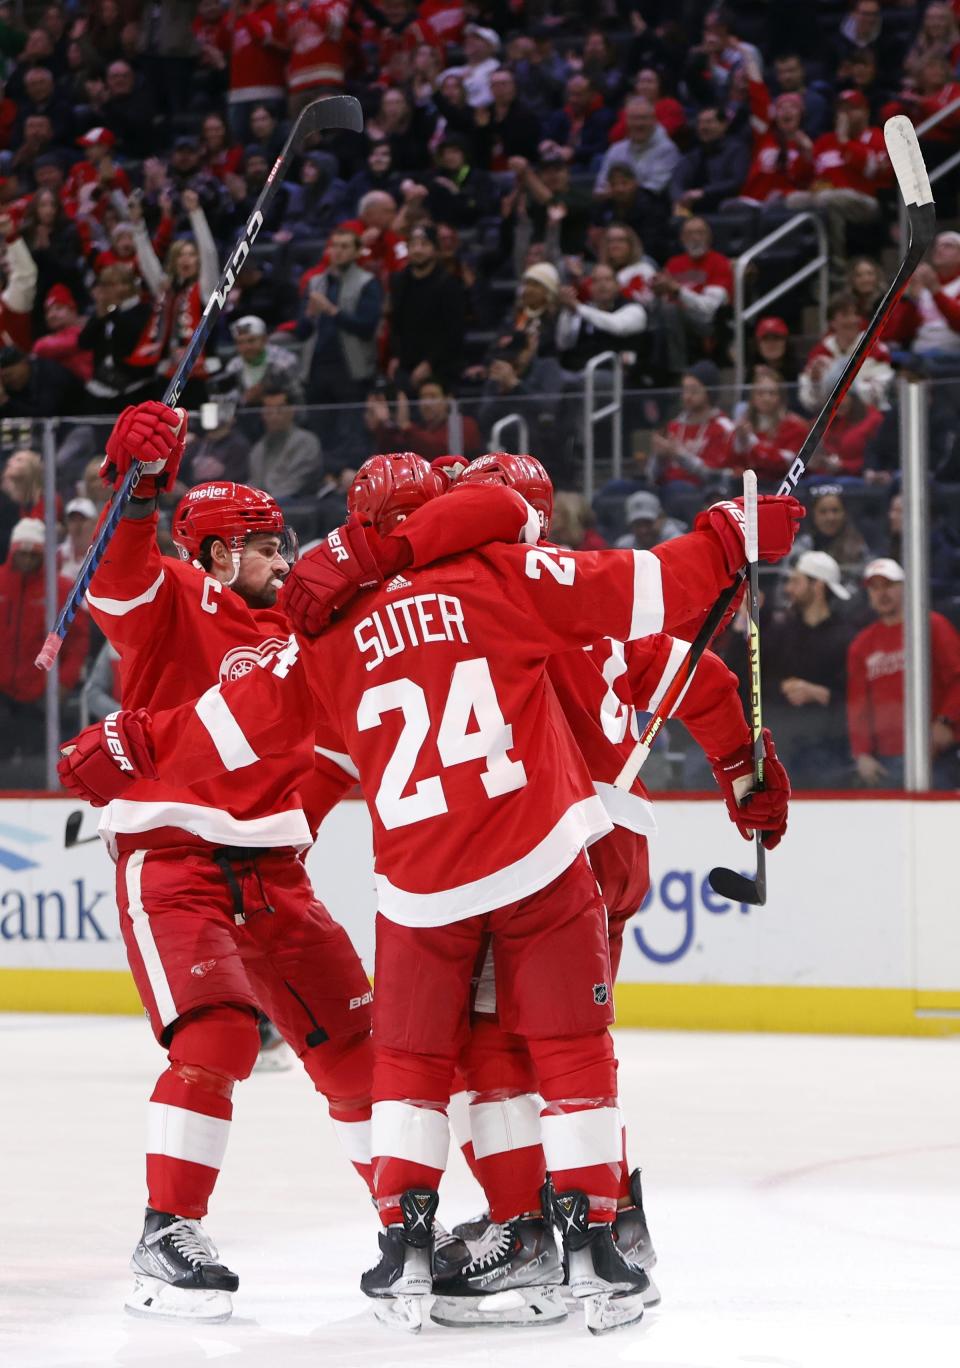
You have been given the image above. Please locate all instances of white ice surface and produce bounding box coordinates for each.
[2,1015,959,1368]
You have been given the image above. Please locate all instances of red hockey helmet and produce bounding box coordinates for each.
[347,452,445,534]
[459,452,554,535]
[172,482,297,566]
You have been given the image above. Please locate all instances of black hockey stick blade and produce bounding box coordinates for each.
[708,852,766,907]
[64,810,82,847]
[298,94,364,137]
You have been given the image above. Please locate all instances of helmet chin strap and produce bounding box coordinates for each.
[225,551,242,587]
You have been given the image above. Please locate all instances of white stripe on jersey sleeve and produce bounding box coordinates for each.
[628,551,664,639]
[315,745,359,780]
[195,685,259,771]
[86,568,165,616]
[643,636,694,715]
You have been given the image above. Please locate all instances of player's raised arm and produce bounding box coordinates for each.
[498,494,804,656]
[85,403,187,645]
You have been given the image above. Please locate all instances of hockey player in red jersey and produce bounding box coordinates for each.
[79,405,379,1322]
[429,454,790,1321]
[61,451,803,1332]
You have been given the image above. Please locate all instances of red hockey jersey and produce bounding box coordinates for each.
[136,531,735,926]
[287,0,349,93]
[811,127,890,194]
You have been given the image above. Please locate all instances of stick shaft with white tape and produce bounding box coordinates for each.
[614,116,935,790]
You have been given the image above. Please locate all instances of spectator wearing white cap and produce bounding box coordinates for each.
[764,550,856,787]
[216,315,303,409]
[0,517,90,782]
[443,26,501,107]
[615,490,686,550]
[57,497,97,581]
[847,559,960,788]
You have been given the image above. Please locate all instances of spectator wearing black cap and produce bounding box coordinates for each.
[297,227,382,466]
[167,134,232,235]
[670,106,749,215]
[420,134,494,228]
[218,315,302,408]
[0,345,84,421]
[388,222,465,392]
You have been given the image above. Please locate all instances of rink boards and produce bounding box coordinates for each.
[0,794,958,1035]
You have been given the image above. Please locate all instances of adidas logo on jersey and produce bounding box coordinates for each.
[385,574,413,592]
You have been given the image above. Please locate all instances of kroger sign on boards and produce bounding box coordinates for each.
[0,796,957,1034]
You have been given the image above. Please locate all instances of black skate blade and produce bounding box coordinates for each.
[707,865,766,906]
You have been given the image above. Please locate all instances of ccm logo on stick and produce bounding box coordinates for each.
[103,712,133,772]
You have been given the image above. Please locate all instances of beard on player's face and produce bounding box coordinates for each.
[232,537,288,608]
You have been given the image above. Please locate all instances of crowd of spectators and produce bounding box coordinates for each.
[0,0,958,789]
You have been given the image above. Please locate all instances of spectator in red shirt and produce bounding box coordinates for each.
[651,359,734,487]
[785,90,890,274]
[64,126,131,224]
[307,191,408,291]
[221,1,288,141]
[365,379,482,462]
[0,516,90,782]
[816,388,884,479]
[200,112,244,183]
[286,0,349,113]
[885,231,960,378]
[612,68,687,145]
[654,215,733,359]
[847,558,960,788]
[31,284,93,383]
[750,315,800,383]
[729,369,808,483]
[902,54,960,152]
[734,92,814,207]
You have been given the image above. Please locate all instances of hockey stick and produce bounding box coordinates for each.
[36,95,364,672]
[613,114,935,793]
[64,810,99,848]
[708,470,766,904]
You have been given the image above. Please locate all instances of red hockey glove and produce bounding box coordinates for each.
[711,728,790,851]
[100,401,188,499]
[281,514,411,637]
[694,494,804,576]
[431,454,471,490]
[57,710,158,808]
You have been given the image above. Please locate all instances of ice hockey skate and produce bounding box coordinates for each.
[432,1221,472,1278]
[124,1208,239,1322]
[430,1215,566,1328]
[614,1167,660,1306]
[553,1189,650,1335]
[361,1188,437,1333]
